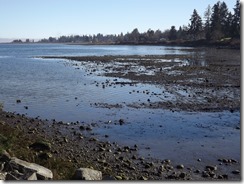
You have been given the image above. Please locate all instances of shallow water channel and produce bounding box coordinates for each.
[0,44,240,167]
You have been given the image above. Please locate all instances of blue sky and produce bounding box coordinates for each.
[0,0,237,40]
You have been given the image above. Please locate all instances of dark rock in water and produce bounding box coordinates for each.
[232,170,240,175]
[119,119,124,125]
[176,164,184,169]
[230,159,238,163]
[86,126,92,131]
[79,126,85,130]
[29,141,51,151]
[16,100,21,103]
[205,165,217,171]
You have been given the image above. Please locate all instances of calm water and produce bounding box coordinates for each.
[0,43,240,164]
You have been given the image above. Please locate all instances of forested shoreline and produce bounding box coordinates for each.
[13,1,240,48]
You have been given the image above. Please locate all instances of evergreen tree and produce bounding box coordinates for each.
[130,28,140,43]
[204,5,212,40]
[188,9,203,40]
[232,0,240,38]
[210,1,223,40]
[168,26,177,40]
[219,2,230,37]
[225,12,233,37]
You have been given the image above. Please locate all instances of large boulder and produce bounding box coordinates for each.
[8,157,53,180]
[73,168,102,180]
[0,172,6,180]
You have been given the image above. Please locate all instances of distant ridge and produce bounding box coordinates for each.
[0,38,14,43]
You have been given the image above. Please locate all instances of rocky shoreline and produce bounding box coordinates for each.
[0,49,240,180]
[0,109,240,180]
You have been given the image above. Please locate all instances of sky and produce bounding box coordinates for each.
[0,0,238,40]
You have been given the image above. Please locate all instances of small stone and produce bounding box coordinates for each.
[119,119,124,125]
[89,138,97,142]
[230,159,238,163]
[179,172,186,178]
[176,164,184,169]
[232,170,240,175]
[115,175,122,180]
[202,172,210,178]
[132,155,137,160]
[222,174,228,179]
[206,165,217,171]
[16,100,21,103]
[195,169,200,173]
[99,147,106,152]
[197,159,201,162]
[144,164,151,169]
[64,137,68,143]
[79,126,85,130]
[86,127,92,131]
[139,176,148,180]
[164,159,171,164]
[223,159,229,163]
[209,172,216,178]
[218,175,224,179]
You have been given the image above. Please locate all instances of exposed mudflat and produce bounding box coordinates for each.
[42,48,240,112]
[0,47,240,180]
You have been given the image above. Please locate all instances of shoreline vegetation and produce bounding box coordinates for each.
[5,38,241,50]
[9,0,240,50]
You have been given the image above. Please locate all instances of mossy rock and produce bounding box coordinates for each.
[29,141,51,151]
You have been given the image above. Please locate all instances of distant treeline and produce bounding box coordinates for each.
[14,0,240,46]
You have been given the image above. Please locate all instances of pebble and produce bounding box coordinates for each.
[119,119,124,125]
[163,159,171,164]
[16,100,21,103]
[139,176,148,180]
[179,172,186,179]
[206,165,217,171]
[176,164,184,169]
[232,170,240,175]
[115,176,122,180]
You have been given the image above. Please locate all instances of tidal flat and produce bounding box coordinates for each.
[0,44,240,180]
